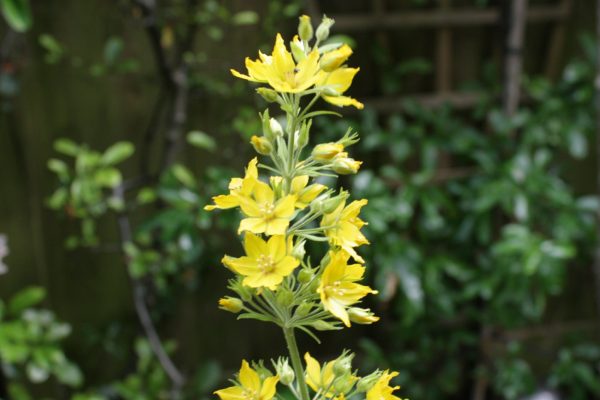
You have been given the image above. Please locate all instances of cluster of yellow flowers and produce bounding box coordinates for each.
[207,15,407,400]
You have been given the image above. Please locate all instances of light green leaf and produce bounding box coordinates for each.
[9,287,46,315]
[232,10,258,25]
[101,141,134,165]
[94,168,122,187]
[1,0,32,32]
[54,138,79,157]
[172,164,197,188]
[187,130,216,151]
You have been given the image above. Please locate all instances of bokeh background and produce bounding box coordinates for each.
[1,0,599,399]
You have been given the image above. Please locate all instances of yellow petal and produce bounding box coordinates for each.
[291,175,309,193]
[259,376,279,400]
[319,67,359,94]
[265,218,289,236]
[304,353,321,392]
[267,235,287,261]
[239,217,267,234]
[253,181,275,204]
[271,33,295,81]
[322,95,364,109]
[274,195,296,218]
[244,232,267,259]
[239,360,261,392]
[215,386,245,400]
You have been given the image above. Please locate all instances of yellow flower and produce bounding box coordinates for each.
[320,44,353,72]
[215,360,279,400]
[223,233,299,289]
[318,251,377,327]
[317,67,363,109]
[321,199,369,263]
[231,34,322,93]
[366,371,403,400]
[290,175,326,209]
[304,352,336,396]
[312,143,344,163]
[237,180,296,235]
[205,158,258,211]
[250,135,272,155]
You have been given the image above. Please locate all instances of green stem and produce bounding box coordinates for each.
[283,327,310,400]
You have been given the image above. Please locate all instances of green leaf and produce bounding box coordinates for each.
[55,361,83,387]
[38,34,64,64]
[187,131,216,151]
[231,11,258,25]
[171,164,197,188]
[1,0,32,32]
[9,287,46,315]
[101,141,134,165]
[94,168,122,187]
[103,36,123,65]
[54,138,79,157]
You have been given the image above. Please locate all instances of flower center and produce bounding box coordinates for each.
[257,254,276,273]
[242,388,259,400]
[259,202,276,219]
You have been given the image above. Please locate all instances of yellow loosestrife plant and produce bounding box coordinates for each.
[207,15,408,400]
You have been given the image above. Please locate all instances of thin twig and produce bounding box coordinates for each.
[113,185,185,390]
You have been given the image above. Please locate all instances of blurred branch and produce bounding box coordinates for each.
[113,185,185,392]
[594,0,600,323]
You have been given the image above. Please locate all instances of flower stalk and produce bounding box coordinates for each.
[210,14,408,400]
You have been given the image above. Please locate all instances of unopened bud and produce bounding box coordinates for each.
[356,370,382,393]
[297,268,313,284]
[331,154,362,175]
[312,143,344,163]
[295,301,313,318]
[298,15,313,42]
[218,297,243,313]
[333,353,354,377]
[250,135,273,155]
[297,120,310,149]
[320,44,352,72]
[316,16,334,42]
[256,87,278,103]
[292,240,306,260]
[333,374,355,393]
[309,320,340,331]
[269,118,284,138]
[348,307,380,325]
[276,287,294,307]
[322,192,348,214]
[253,362,273,381]
[275,358,295,386]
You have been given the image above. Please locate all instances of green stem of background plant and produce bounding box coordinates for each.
[283,326,310,400]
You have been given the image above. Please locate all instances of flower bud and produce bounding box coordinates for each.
[356,370,383,392]
[269,118,284,138]
[292,240,306,260]
[276,287,294,307]
[320,44,352,72]
[253,362,273,381]
[322,191,348,214]
[333,353,354,377]
[274,358,295,386]
[250,135,272,155]
[290,36,306,63]
[333,374,355,394]
[297,120,310,149]
[316,16,334,42]
[312,143,344,163]
[348,307,380,325]
[310,194,329,214]
[218,296,243,313]
[298,15,313,42]
[297,268,313,284]
[256,87,278,103]
[309,320,340,331]
[331,154,362,175]
[295,301,313,318]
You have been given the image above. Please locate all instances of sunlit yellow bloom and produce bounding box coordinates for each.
[215,360,279,400]
[321,199,369,263]
[348,307,379,325]
[320,44,352,72]
[218,297,244,313]
[366,371,403,400]
[231,34,321,93]
[291,175,326,209]
[304,352,336,396]
[236,180,296,235]
[312,143,344,163]
[318,251,377,327]
[317,67,363,109]
[223,233,299,289]
[205,158,258,211]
